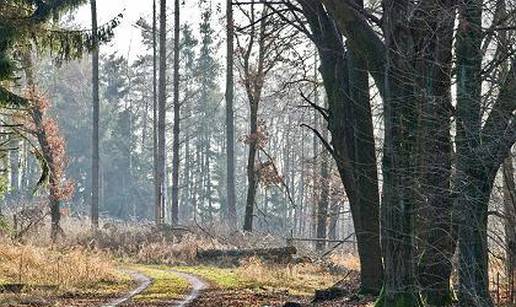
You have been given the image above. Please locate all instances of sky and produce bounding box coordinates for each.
[73,0,215,61]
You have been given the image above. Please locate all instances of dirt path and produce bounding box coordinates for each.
[102,270,152,307]
[170,270,207,307]
[101,268,207,307]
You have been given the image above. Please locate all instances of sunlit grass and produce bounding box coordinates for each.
[169,265,247,289]
[169,260,339,297]
[128,265,190,302]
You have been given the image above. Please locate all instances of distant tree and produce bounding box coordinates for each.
[156,0,167,225]
[193,7,223,222]
[225,0,237,226]
[171,0,180,225]
[90,0,100,229]
[21,51,74,241]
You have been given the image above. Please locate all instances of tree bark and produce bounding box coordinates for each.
[299,1,383,294]
[316,129,329,251]
[90,0,99,229]
[225,0,237,226]
[171,0,180,225]
[242,5,267,232]
[376,1,421,305]
[152,0,160,225]
[243,97,258,231]
[455,2,493,305]
[157,0,167,224]
[503,156,516,301]
[413,2,455,305]
[22,52,61,242]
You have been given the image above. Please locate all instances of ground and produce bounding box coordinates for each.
[0,222,372,306]
[0,262,373,306]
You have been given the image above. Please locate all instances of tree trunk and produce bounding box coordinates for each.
[90,0,99,229]
[157,0,167,224]
[225,0,237,226]
[22,52,62,242]
[9,138,19,198]
[152,0,160,224]
[503,156,516,301]
[243,99,258,231]
[455,1,493,306]
[171,0,180,225]
[413,2,455,305]
[376,1,421,305]
[316,133,329,251]
[242,6,266,232]
[299,1,383,294]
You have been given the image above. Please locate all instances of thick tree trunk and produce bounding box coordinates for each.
[90,0,99,229]
[455,1,493,306]
[302,2,383,293]
[171,0,180,225]
[414,2,455,305]
[300,1,383,294]
[377,1,421,305]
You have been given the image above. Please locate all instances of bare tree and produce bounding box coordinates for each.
[226,0,237,226]
[171,0,180,225]
[90,0,99,229]
[156,0,167,224]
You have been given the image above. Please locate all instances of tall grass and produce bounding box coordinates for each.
[0,240,120,290]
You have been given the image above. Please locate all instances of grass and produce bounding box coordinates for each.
[168,258,339,297]
[237,258,339,296]
[128,265,190,302]
[0,239,133,301]
[170,265,246,289]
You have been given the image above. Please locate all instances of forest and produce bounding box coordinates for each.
[0,0,515,306]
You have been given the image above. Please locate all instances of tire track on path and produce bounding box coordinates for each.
[102,270,152,307]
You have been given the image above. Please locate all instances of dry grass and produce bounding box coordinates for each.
[237,257,340,296]
[0,239,130,296]
[328,252,361,271]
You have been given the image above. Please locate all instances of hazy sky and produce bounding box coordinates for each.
[73,0,212,61]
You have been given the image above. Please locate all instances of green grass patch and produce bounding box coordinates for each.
[167,263,338,297]
[169,265,251,289]
[72,270,135,297]
[128,265,190,302]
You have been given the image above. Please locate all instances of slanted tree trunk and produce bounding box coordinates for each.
[171,0,180,225]
[90,0,100,229]
[22,52,62,242]
[299,1,383,294]
[242,5,267,232]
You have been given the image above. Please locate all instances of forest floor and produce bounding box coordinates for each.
[0,219,375,306]
[0,259,376,307]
